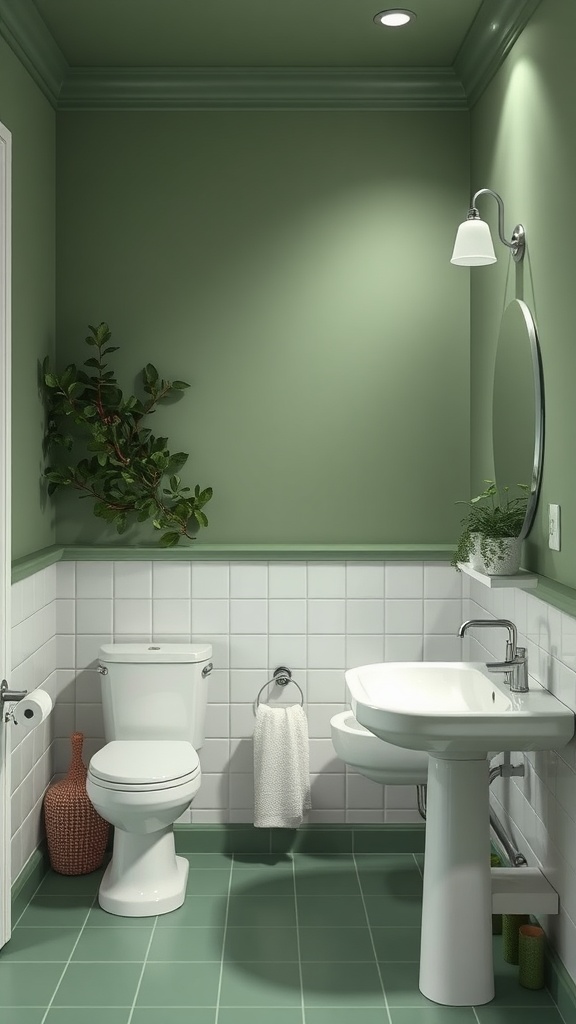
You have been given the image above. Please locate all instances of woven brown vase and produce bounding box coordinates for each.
[44,731,110,875]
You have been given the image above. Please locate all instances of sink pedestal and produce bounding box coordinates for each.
[419,753,493,1006]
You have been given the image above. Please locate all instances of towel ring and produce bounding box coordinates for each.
[256,666,304,707]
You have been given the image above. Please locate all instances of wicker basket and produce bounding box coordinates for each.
[44,731,110,875]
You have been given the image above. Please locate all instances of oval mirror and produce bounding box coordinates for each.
[492,298,544,540]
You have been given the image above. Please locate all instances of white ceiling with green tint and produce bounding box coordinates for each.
[33,0,483,68]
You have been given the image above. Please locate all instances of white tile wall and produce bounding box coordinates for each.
[462,576,576,983]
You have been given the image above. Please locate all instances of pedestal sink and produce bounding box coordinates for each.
[345,661,575,1007]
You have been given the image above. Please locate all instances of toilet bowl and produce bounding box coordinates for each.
[88,643,211,917]
[331,709,428,784]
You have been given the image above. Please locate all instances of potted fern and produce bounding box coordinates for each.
[451,480,529,575]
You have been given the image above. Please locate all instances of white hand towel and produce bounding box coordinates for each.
[253,703,312,829]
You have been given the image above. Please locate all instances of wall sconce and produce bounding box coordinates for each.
[451,188,526,266]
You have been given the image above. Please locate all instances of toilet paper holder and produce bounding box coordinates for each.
[1,679,28,723]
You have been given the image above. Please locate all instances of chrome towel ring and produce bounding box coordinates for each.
[256,666,304,707]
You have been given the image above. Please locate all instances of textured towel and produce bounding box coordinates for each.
[253,703,312,828]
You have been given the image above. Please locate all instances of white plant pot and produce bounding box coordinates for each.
[476,536,522,576]
[467,534,485,571]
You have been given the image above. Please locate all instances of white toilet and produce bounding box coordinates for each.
[330,709,428,784]
[86,642,212,917]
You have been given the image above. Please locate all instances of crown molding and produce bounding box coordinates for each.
[0,0,66,107]
[455,0,544,108]
[57,67,467,111]
[0,0,542,111]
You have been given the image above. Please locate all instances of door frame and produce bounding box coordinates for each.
[0,118,12,948]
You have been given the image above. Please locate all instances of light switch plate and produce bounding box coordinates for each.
[549,503,561,551]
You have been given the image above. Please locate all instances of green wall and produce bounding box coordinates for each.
[55,110,470,546]
[0,36,56,561]
[470,0,576,587]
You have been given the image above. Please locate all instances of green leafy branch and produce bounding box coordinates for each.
[43,322,212,547]
[451,480,529,568]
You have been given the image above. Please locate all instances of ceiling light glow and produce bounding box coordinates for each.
[374,9,415,27]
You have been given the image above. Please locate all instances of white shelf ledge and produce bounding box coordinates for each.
[457,563,538,589]
[492,867,558,915]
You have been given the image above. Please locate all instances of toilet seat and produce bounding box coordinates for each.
[88,740,200,791]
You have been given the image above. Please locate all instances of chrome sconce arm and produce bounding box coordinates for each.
[451,188,526,266]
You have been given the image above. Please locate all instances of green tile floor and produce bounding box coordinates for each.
[0,852,567,1024]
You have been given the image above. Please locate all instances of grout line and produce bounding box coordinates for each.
[352,850,393,1024]
[38,893,98,1024]
[125,914,158,1024]
[213,848,235,1024]
[292,855,307,1024]
[412,852,424,880]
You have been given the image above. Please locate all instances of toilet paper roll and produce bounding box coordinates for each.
[14,689,53,733]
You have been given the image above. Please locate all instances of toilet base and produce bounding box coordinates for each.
[98,826,189,917]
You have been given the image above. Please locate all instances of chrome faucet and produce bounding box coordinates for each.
[458,618,529,693]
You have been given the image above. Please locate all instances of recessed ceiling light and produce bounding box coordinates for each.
[374,9,416,28]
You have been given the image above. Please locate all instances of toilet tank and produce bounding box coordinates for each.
[98,643,213,749]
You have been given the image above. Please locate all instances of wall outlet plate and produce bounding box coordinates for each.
[549,504,561,551]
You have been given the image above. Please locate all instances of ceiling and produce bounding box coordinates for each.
[32,0,483,69]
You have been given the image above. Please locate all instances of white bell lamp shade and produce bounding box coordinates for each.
[450,218,497,266]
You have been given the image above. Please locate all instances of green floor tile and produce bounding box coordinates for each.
[37,870,105,896]
[224,926,299,962]
[353,826,426,855]
[356,856,423,896]
[275,831,353,854]
[219,961,302,1007]
[306,1012,393,1024]
[475,1008,564,1023]
[226,895,296,928]
[490,972,555,1008]
[230,871,295,897]
[1,1012,45,1024]
[0,962,64,1006]
[53,962,143,1006]
[17,896,93,928]
[296,895,367,927]
[85,906,157,927]
[45,1010,130,1024]
[298,926,375,962]
[0,928,79,962]
[183,852,234,870]
[372,926,421,962]
[292,854,354,871]
[218,1010,302,1024]
[148,926,224,961]
[185,869,234,895]
[71,926,152,961]
[389,1008,476,1023]
[295,869,361,896]
[154,895,227,928]
[364,894,423,928]
[380,963,431,1008]
[131,1011,215,1024]
[136,961,221,1006]
[301,961,385,1007]
[232,855,294,870]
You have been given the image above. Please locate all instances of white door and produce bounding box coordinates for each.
[0,119,12,949]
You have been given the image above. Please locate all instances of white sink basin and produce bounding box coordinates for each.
[345,661,575,754]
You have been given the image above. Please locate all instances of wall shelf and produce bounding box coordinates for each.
[457,563,539,589]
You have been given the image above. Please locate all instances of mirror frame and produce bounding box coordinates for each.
[492,298,545,541]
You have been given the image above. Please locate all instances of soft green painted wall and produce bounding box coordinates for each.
[470,0,576,587]
[0,36,56,560]
[55,110,470,546]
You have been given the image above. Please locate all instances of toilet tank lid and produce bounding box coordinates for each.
[99,643,212,664]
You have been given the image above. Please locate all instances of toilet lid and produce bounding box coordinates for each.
[89,740,200,786]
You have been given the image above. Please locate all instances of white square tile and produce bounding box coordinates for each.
[19,576,35,620]
[346,635,385,668]
[230,774,254,809]
[269,563,307,598]
[385,599,423,634]
[199,739,230,773]
[230,703,256,738]
[268,635,306,671]
[75,703,105,738]
[346,810,384,824]
[204,704,230,738]
[11,581,25,627]
[308,600,346,634]
[384,635,424,662]
[76,562,113,599]
[346,563,384,599]
[114,562,152,599]
[114,599,152,634]
[75,670,101,703]
[192,563,229,599]
[192,773,226,810]
[56,562,76,599]
[230,600,267,634]
[308,635,345,670]
[194,635,230,669]
[309,739,345,774]
[307,670,345,703]
[346,600,384,634]
[307,703,346,738]
[385,784,419,810]
[423,635,464,661]
[229,635,268,669]
[385,563,423,599]
[55,599,75,635]
[346,773,384,809]
[192,600,229,634]
[423,599,463,635]
[152,600,191,634]
[76,600,113,635]
[231,670,268,703]
[307,563,346,599]
[229,738,254,773]
[205,668,230,703]
[230,563,267,598]
[424,564,462,600]
[309,774,346,810]
[76,635,111,670]
[57,634,76,670]
[269,600,306,634]
[152,561,191,599]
